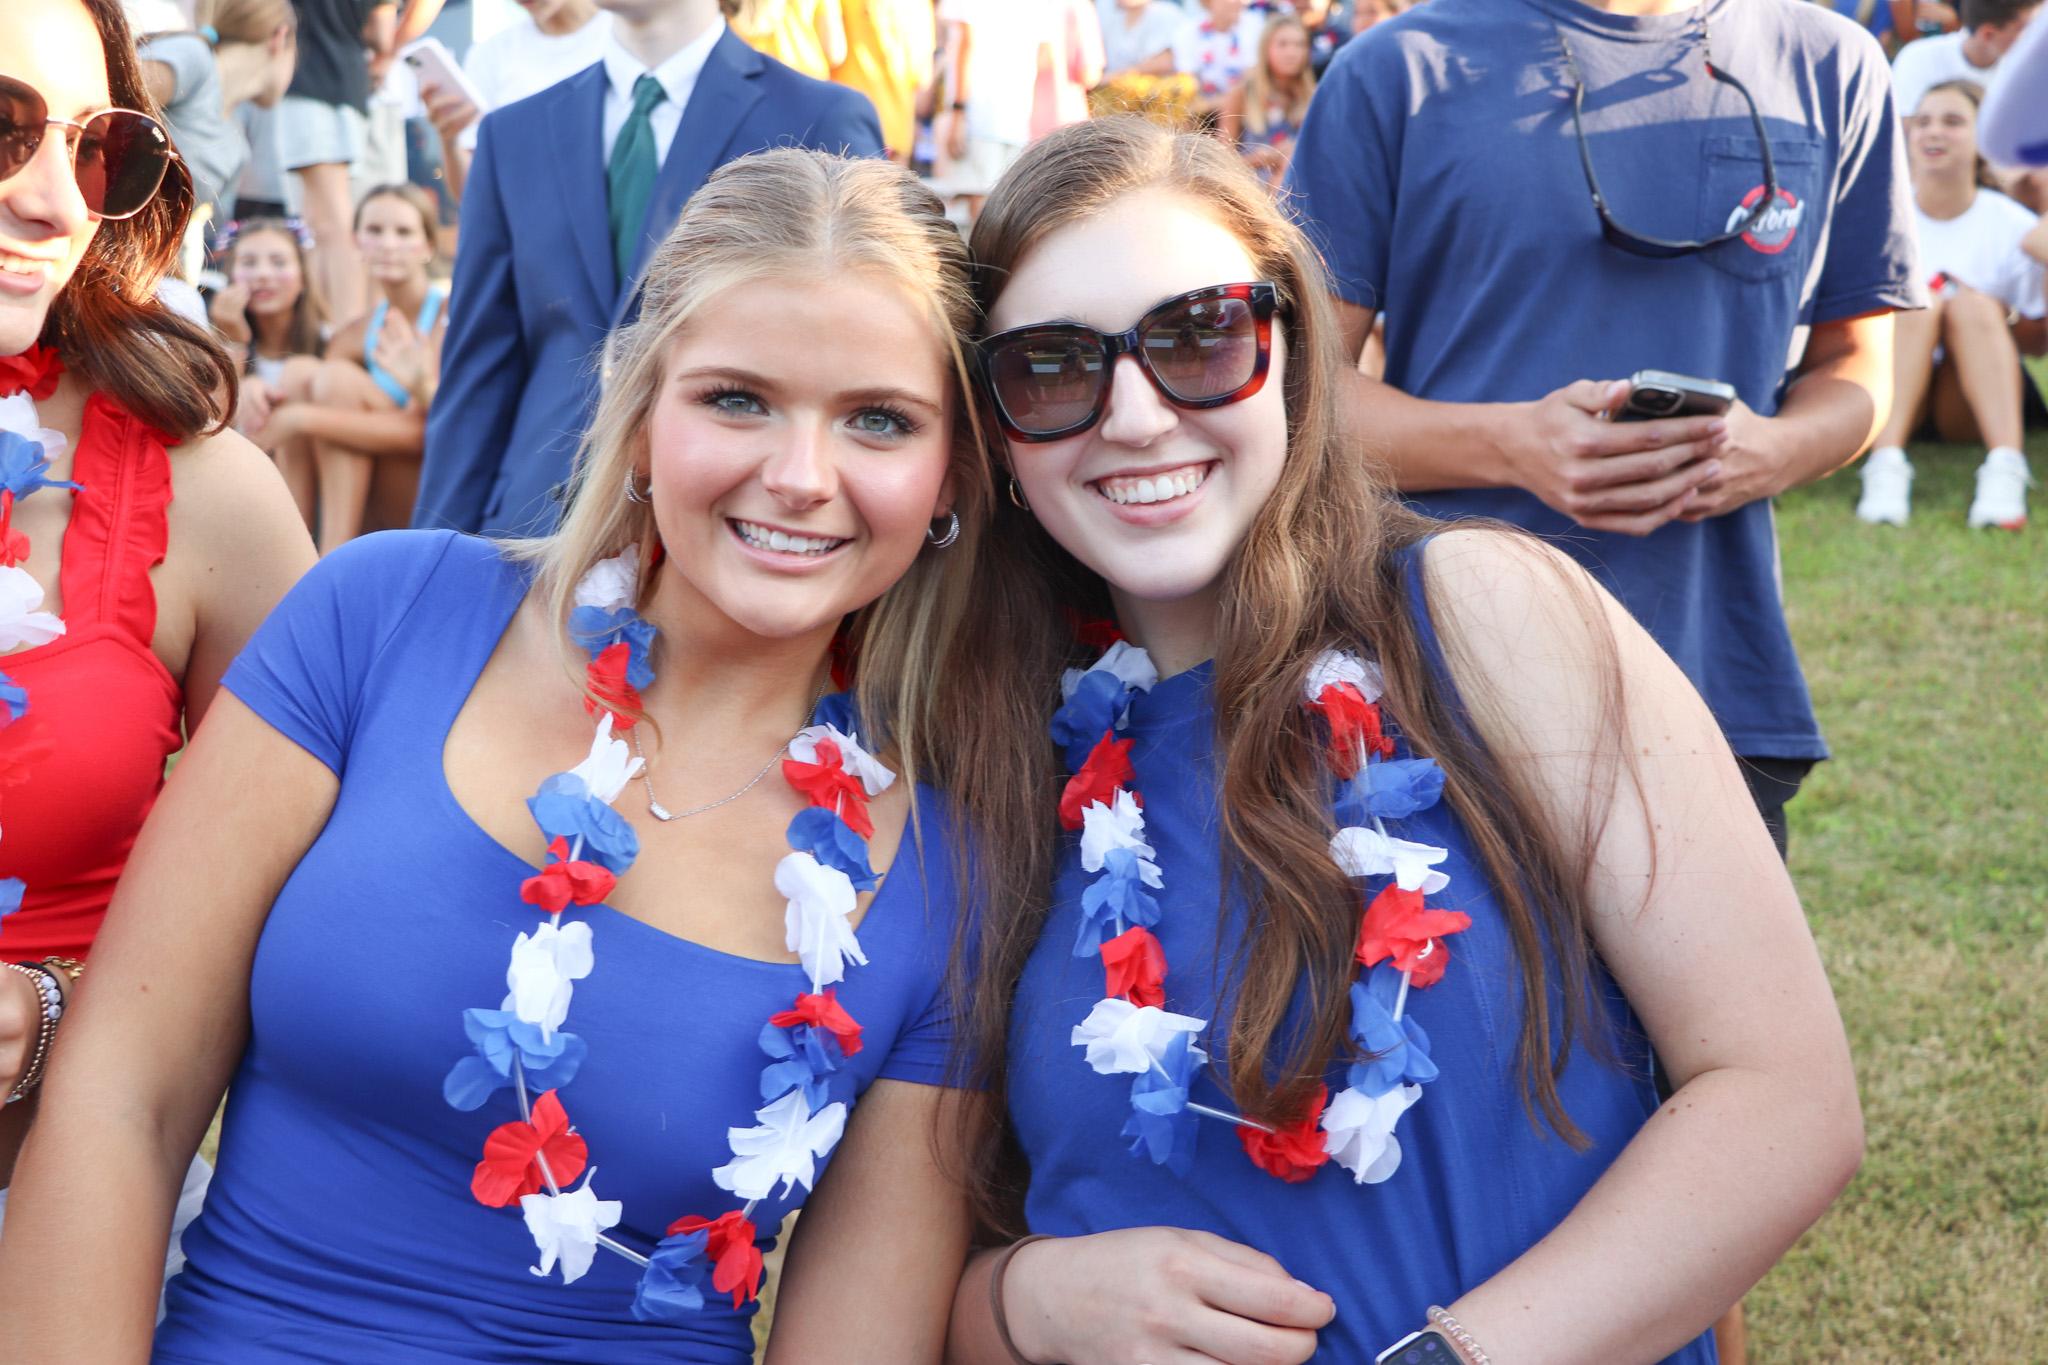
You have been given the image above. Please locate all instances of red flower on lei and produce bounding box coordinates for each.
[520,837,618,914]
[1236,1085,1332,1183]
[1059,730,1135,831]
[582,642,642,728]
[783,737,874,838]
[1064,609,1127,651]
[471,1089,589,1208]
[1100,925,1167,1008]
[769,989,865,1057]
[1355,885,1471,989]
[1308,682,1394,778]
[0,345,63,401]
[667,1210,765,1308]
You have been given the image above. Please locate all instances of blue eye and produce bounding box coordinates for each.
[853,406,918,437]
[706,389,767,416]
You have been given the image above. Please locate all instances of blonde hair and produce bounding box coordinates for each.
[514,149,989,782]
[1242,13,1316,139]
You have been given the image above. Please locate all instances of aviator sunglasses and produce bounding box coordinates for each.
[980,282,1279,442]
[0,74,177,220]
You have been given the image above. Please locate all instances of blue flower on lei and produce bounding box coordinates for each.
[0,430,80,500]
[0,877,23,919]
[0,669,26,725]
[1122,1028,1203,1176]
[757,1017,847,1110]
[1346,962,1437,1098]
[632,1225,713,1321]
[442,1008,589,1110]
[1051,669,1133,772]
[811,690,858,737]
[527,772,640,872]
[785,806,879,891]
[1333,757,1446,825]
[568,605,657,688]
[1075,846,1161,956]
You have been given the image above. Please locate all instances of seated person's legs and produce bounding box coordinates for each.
[1934,286,2033,529]
[310,357,400,554]
[1856,297,1941,524]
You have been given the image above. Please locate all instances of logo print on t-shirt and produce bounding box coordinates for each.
[1724,185,1804,255]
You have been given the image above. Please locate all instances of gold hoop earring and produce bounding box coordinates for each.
[1007,476,1031,512]
[624,468,652,504]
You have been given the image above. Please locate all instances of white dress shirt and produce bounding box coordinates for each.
[600,16,726,166]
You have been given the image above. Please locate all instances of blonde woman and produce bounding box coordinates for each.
[0,149,984,1365]
[1230,13,1315,187]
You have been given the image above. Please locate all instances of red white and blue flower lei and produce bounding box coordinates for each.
[441,548,895,1319]
[0,347,79,936]
[1051,632,1472,1185]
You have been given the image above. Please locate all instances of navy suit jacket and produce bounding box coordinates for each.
[415,30,885,536]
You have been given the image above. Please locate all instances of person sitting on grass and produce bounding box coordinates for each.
[1857,80,2047,529]
[210,217,327,527]
[259,182,447,554]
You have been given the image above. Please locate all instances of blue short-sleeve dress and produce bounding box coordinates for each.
[1007,554,1717,1364]
[154,531,963,1365]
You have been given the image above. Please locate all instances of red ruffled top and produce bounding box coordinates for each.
[1,393,184,962]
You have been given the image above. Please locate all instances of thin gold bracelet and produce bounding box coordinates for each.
[1427,1306,1495,1365]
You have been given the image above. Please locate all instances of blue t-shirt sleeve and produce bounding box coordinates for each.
[222,530,465,775]
[873,792,973,1089]
[1811,28,1923,322]
[1283,33,1407,312]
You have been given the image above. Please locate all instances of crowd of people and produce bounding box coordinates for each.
[1,0,2044,1363]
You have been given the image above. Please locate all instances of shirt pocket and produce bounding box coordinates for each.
[1695,132,1828,285]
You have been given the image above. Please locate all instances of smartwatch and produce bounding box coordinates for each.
[1375,1328,1461,1364]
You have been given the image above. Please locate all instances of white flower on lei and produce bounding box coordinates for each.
[776,851,866,988]
[1078,788,1160,881]
[573,546,639,611]
[1328,826,1450,894]
[788,723,897,796]
[712,1088,849,1201]
[1059,639,1159,703]
[0,392,67,461]
[1322,1082,1422,1184]
[1303,650,1384,705]
[567,712,642,804]
[0,565,63,652]
[1071,998,1208,1076]
[506,919,595,1040]
[519,1173,622,1284]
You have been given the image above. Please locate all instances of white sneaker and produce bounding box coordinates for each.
[1966,447,2032,529]
[1856,447,1913,525]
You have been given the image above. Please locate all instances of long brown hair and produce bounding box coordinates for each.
[940,118,1621,1230]
[34,0,238,443]
[511,148,991,798]
[225,219,324,361]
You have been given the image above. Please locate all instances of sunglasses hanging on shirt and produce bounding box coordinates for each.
[1553,18,1780,259]
[0,74,177,221]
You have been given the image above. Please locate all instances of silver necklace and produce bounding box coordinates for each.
[629,680,831,822]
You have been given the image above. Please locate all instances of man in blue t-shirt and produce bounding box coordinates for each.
[1287,0,1920,854]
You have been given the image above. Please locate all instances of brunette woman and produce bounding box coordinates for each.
[210,217,326,522]
[0,149,982,1365]
[0,0,315,1231]
[1856,79,2047,529]
[939,119,1861,1365]
[262,182,445,554]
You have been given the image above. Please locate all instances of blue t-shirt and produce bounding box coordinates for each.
[1009,553,1714,1363]
[1286,0,1920,759]
[155,531,963,1365]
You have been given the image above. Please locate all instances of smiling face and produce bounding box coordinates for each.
[1909,87,1979,181]
[229,227,304,316]
[642,272,957,642]
[355,191,434,286]
[0,0,108,355]
[986,191,1289,617]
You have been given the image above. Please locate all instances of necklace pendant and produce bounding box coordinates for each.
[648,796,679,822]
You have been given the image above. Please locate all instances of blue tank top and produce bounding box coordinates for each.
[1007,550,1716,1363]
[155,531,964,1365]
[363,284,445,408]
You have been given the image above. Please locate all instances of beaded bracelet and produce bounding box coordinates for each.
[1426,1306,1494,1365]
[4,961,65,1105]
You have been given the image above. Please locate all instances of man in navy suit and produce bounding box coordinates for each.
[414,0,885,536]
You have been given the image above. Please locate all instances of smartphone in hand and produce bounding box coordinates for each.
[1614,369,1735,422]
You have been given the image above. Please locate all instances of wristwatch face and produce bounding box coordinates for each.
[1376,1329,1457,1364]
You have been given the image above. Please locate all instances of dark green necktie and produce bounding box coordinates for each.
[607,74,667,283]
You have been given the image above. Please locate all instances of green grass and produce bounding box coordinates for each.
[1746,434,2048,1364]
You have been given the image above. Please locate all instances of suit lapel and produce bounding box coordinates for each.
[610,30,766,329]
[550,63,618,313]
